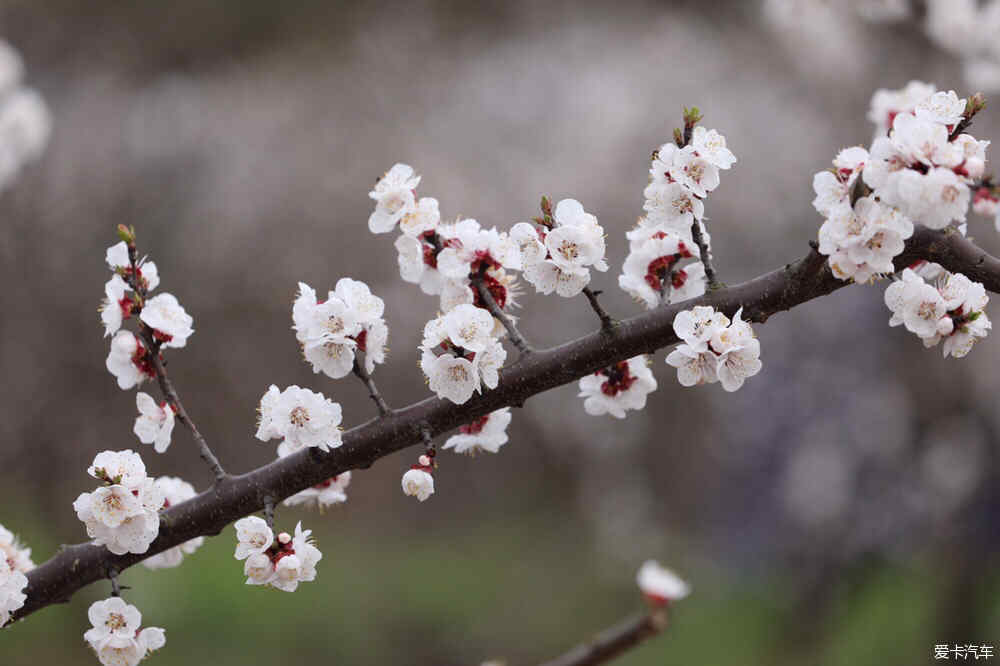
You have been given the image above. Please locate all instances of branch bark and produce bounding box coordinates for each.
[538,611,667,666]
[14,225,1000,622]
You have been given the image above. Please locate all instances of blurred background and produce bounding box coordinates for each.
[1,1,999,664]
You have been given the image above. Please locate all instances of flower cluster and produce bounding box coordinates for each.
[102,240,194,389]
[620,125,735,307]
[234,517,322,592]
[885,265,992,357]
[255,385,343,457]
[577,356,658,419]
[817,194,914,283]
[292,279,387,379]
[142,477,204,570]
[0,39,50,193]
[865,89,986,230]
[283,472,351,511]
[133,392,175,454]
[443,408,511,454]
[84,598,165,666]
[636,560,690,607]
[419,304,506,404]
[401,454,435,502]
[371,164,522,326]
[73,451,164,555]
[511,198,607,297]
[665,306,763,391]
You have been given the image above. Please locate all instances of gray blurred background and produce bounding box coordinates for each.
[1,1,999,664]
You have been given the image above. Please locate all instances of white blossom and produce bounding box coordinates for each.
[0,558,27,627]
[578,356,658,419]
[104,242,160,292]
[443,409,511,454]
[669,145,721,198]
[100,275,131,337]
[519,199,607,298]
[672,305,729,352]
[399,196,441,237]
[0,523,35,574]
[915,90,967,126]
[690,126,737,169]
[139,293,194,349]
[619,231,702,308]
[419,306,507,404]
[818,196,914,283]
[234,516,273,561]
[368,163,420,233]
[0,42,50,194]
[84,598,165,666]
[254,385,343,455]
[133,392,175,454]
[667,306,762,392]
[394,233,444,295]
[106,331,152,390]
[885,267,991,358]
[867,80,937,137]
[401,467,435,501]
[636,560,691,606]
[74,451,163,556]
[283,472,352,510]
[238,521,322,591]
[293,279,387,378]
[142,477,203,570]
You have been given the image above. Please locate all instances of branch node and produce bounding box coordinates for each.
[582,287,616,331]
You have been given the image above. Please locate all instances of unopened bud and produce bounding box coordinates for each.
[116,224,136,246]
[966,92,987,116]
[540,195,553,218]
[418,454,431,467]
[682,105,703,128]
[277,532,291,545]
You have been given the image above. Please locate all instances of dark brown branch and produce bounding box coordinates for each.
[582,287,615,330]
[138,326,228,483]
[471,273,534,355]
[15,225,1000,623]
[538,611,668,666]
[352,356,391,417]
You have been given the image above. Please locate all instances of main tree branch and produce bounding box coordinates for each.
[14,225,1000,622]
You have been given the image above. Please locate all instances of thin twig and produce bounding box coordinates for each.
[691,221,720,290]
[471,272,534,355]
[352,355,391,416]
[582,287,616,330]
[122,240,228,483]
[138,327,228,482]
[108,569,122,598]
[538,610,668,666]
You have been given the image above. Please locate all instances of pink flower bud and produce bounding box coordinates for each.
[418,454,431,467]
[277,532,291,545]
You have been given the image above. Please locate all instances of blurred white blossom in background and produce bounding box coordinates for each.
[0,39,49,193]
